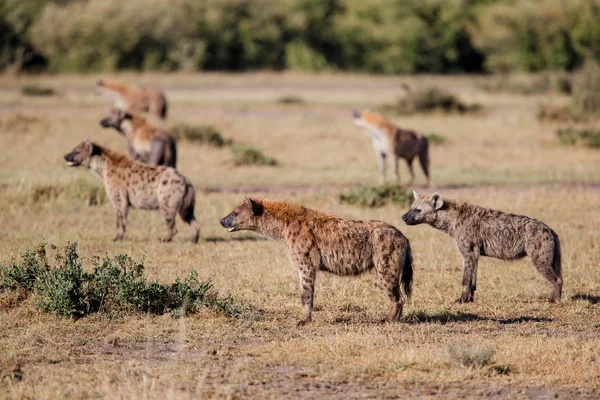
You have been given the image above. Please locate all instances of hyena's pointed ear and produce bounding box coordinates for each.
[431,192,444,210]
[412,190,421,201]
[352,109,361,119]
[83,136,93,154]
[248,197,264,216]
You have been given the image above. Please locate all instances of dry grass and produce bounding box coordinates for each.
[0,73,599,399]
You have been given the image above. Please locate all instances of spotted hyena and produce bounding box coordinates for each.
[100,108,177,168]
[64,138,199,243]
[97,79,168,119]
[352,109,430,186]
[402,191,562,303]
[220,197,413,324]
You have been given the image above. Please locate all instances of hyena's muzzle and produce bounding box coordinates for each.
[63,151,81,167]
[219,212,239,232]
[99,117,114,128]
[401,210,420,226]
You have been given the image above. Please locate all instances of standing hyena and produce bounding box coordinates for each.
[402,191,562,303]
[96,79,168,119]
[220,197,413,324]
[64,138,199,243]
[100,108,177,168]
[352,109,430,186]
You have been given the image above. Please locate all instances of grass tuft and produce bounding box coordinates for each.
[0,242,248,319]
[381,88,481,115]
[446,342,495,368]
[0,113,43,134]
[21,84,56,96]
[232,145,278,166]
[27,179,107,206]
[424,132,449,145]
[556,127,600,149]
[277,95,305,105]
[339,184,412,208]
[170,123,232,147]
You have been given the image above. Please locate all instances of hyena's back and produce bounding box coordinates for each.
[313,219,409,276]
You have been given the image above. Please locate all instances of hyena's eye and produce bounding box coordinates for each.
[232,212,238,217]
[414,208,422,213]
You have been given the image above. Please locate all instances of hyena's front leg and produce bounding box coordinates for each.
[296,267,316,326]
[112,192,128,241]
[377,152,387,185]
[458,246,479,303]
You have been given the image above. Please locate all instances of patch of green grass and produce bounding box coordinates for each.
[339,184,412,208]
[0,242,248,319]
[276,95,305,105]
[232,145,278,166]
[556,127,600,149]
[170,123,232,147]
[21,84,55,96]
[380,88,481,115]
[27,179,107,206]
[424,132,448,145]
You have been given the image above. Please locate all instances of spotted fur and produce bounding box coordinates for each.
[220,198,413,324]
[402,191,562,303]
[352,109,430,186]
[97,79,168,119]
[100,108,177,168]
[64,138,199,243]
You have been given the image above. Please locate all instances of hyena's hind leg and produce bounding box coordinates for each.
[111,191,128,241]
[404,157,415,187]
[373,228,408,322]
[418,138,430,186]
[178,183,199,243]
[526,226,563,302]
[159,196,180,243]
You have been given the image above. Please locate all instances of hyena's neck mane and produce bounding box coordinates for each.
[88,144,129,177]
[119,114,147,135]
[100,80,129,94]
[428,200,471,236]
[254,201,330,241]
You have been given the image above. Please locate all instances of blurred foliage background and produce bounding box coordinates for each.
[2,0,600,74]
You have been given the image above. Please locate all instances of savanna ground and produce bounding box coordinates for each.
[1,73,599,399]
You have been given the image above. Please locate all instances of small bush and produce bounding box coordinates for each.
[339,184,412,208]
[0,113,43,134]
[232,145,278,166]
[381,88,480,115]
[277,95,305,105]
[170,123,232,147]
[21,84,55,96]
[572,59,600,117]
[446,342,495,368]
[28,179,107,206]
[0,242,248,319]
[424,132,448,145]
[556,127,600,149]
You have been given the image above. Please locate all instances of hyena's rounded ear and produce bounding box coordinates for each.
[431,192,444,210]
[412,190,421,201]
[244,196,264,216]
[96,80,104,87]
[83,136,93,153]
[352,109,361,119]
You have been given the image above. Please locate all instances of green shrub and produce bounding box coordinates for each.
[424,132,448,145]
[0,242,248,318]
[556,127,600,149]
[232,145,278,166]
[21,84,55,96]
[381,88,480,115]
[339,184,412,208]
[170,123,232,147]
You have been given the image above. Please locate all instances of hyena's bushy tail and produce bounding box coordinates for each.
[552,230,562,279]
[401,242,413,300]
[179,180,199,243]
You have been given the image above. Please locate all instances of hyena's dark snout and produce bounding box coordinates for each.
[99,118,113,128]
[402,212,417,225]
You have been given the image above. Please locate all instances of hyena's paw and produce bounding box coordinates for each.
[161,237,173,243]
[297,318,311,327]
[455,295,474,304]
[113,234,124,242]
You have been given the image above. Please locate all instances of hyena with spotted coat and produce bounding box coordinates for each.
[402,191,562,303]
[64,138,199,243]
[97,79,168,119]
[100,108,177,168]
[220,198,413,325]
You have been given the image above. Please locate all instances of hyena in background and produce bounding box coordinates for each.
[220,197,413,325]
[402,191,562,303]
[352,109,430,186]
[100,108,177,168]
[64,138,199,243]
[97,79,168,119]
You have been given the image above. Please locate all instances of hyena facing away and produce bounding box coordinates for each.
[64,138,199,243]
[402,191,562,303]
[220,197,413,325]
[100,108,177,168]
[352,109,430,186]
[97,79,168,119]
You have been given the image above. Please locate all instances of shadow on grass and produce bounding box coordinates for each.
[204,235,267,243]
[404,310,552,325]
[571,293,600,304]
